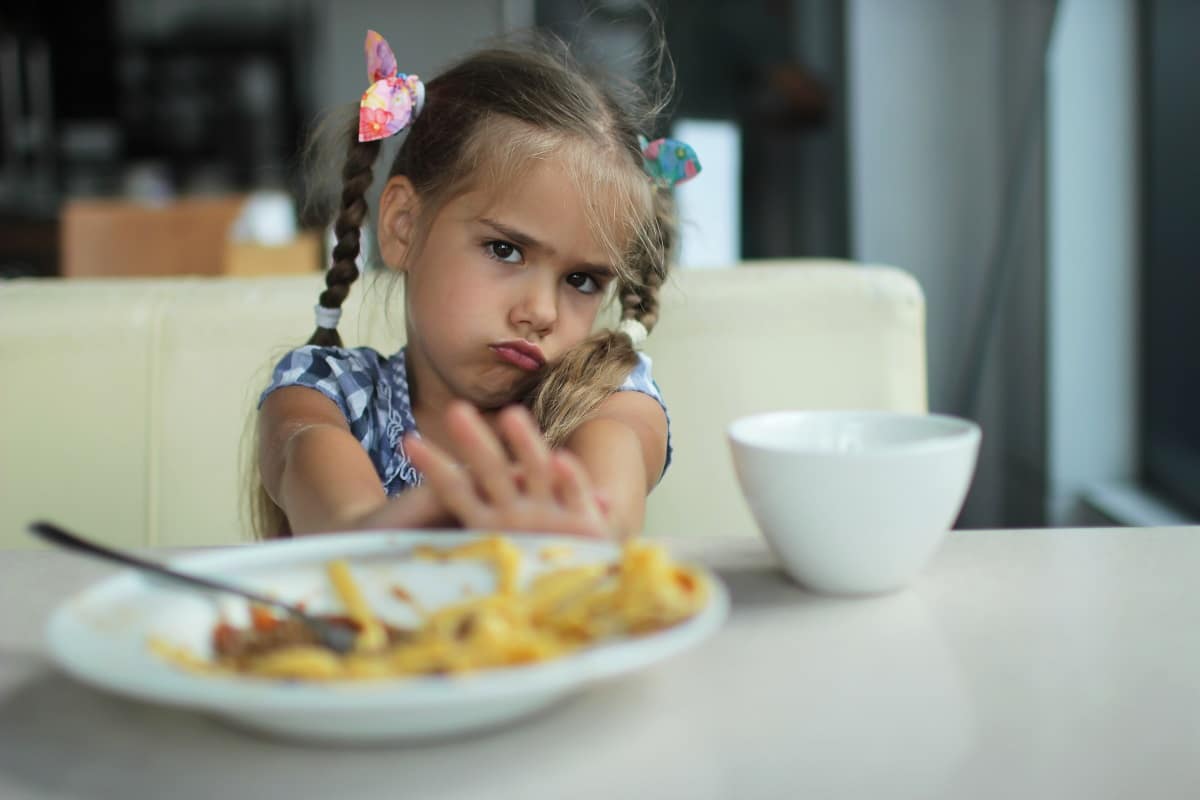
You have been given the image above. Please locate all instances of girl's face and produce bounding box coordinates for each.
[385,160,619,412]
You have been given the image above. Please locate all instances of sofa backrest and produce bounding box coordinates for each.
[0,261,926,548]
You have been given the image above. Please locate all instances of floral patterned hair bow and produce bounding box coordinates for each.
[358,30,425,143]
[638,135,701,188]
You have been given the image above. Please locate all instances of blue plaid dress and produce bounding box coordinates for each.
[259,346,672,496]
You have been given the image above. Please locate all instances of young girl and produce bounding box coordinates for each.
[254,29,700,540]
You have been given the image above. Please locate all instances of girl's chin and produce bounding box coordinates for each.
[462,373,536,409]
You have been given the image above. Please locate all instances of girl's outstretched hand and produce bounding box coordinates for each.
[403,401,613,539]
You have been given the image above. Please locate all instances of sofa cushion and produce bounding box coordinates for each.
[0,261,925,548]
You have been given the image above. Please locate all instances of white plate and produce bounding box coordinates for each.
[46,530,729,744]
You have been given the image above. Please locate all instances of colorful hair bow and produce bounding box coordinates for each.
[358,30,425,143]
[638,136,701,188]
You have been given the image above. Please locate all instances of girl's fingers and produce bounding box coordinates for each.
[444,402,516,504]
[592,488,611,518]
[551,450,597,515]
[498,405,553,501]
[403,434,484,522]
[407,403,612,539]
[551,452,607,539]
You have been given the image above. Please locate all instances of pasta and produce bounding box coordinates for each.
[152,536,708,682]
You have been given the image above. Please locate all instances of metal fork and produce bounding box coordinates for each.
[28,521,358,654]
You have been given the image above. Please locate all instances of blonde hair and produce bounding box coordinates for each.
[253,32,677,537]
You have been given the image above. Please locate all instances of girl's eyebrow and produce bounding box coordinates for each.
[479,217,540,251]
[478,217,615,277]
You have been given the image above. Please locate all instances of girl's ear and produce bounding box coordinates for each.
[378,175,420,271]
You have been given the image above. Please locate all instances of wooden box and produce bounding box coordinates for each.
[60,195,322,277]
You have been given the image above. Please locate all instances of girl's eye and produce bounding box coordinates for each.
[487,240,522,264]
[565,272,602,295]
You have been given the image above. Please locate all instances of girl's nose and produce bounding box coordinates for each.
[510,274,557,334]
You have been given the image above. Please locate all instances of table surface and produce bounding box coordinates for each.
[2,527,1199,800]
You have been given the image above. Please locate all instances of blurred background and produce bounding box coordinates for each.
[0,0,1195,531]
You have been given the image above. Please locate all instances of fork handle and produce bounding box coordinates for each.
[29,521,285,610]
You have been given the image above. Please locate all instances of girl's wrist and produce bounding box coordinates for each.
[352,483,456,530]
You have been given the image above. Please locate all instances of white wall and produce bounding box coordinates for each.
[848,0,1012,526]
[847,0,1002,415]
[1046,0,1139,524]
[850,0,1145,528]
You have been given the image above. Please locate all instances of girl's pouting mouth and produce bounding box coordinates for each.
[489,339,546,372]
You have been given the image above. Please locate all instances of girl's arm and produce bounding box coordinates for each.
[563,391,668,538]
[258,386,450,535]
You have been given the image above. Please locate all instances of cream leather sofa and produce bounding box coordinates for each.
[0,261,926,549]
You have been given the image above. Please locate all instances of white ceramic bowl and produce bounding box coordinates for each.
[727,410,981,595]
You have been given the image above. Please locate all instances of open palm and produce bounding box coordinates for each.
[403,402,612,539]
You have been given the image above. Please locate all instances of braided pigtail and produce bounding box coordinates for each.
[528,332,639,447]
[618,186,673,339]
[529,185,674,447]
[251,118,381,539]
[308,124,381,347]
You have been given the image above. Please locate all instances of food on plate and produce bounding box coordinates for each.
[151,535,707,682]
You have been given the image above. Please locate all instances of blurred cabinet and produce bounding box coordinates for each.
[59,195,320,277]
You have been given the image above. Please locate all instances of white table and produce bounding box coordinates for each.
[2,527,1199,799]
